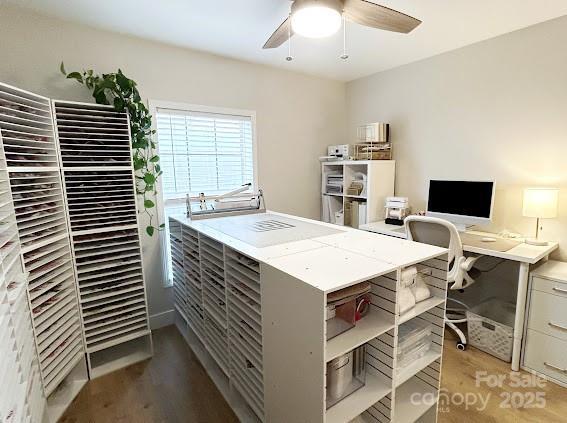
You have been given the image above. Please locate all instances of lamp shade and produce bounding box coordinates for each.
[523,188,559,218]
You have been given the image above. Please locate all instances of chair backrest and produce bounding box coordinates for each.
[404,215,464,283]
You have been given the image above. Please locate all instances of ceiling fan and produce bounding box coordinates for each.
[263,0,421,49]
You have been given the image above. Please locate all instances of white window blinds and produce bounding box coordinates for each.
[156,108,255,202]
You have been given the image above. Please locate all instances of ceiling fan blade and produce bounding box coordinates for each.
[343,0,421,34]
[263,17,294,49]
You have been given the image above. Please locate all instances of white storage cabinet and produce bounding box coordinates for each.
[170,213,449,423]
[523,260,567,387]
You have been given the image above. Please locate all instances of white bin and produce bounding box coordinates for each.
[466,298,515,362]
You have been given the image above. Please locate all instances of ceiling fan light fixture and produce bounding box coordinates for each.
[291,0,342,39]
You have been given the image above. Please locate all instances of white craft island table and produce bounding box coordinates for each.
[169,212,448,423]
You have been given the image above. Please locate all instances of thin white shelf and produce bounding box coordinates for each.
[394,377,438,423]
[326,372,391,423]
[88,334,152,379]
[395,347,442,388]
[398,296,446,324]
[345,195,368,200]
[326,309,394,362]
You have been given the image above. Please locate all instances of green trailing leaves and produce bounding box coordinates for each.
[60,62,163,237]
[143,173,156,185]
[66,72,83,83]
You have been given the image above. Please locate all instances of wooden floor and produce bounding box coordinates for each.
[439,332,567,423]
[60,325,238,423]
[61,326,567,422]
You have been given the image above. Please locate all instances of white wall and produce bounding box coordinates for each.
[347,15,567,261]
[0,5,346,319]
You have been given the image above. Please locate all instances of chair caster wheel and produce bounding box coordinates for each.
[456,342,466,351]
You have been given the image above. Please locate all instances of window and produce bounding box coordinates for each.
[157,108,255,203]
[151,102,257,286]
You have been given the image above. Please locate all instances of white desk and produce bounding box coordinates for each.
[361,220,559,371]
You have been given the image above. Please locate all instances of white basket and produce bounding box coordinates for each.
[466,299,515,362]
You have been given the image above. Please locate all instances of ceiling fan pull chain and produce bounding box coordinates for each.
[340,15,349,60]
[286,13,294,61]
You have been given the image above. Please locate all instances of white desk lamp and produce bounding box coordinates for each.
[522,188,558,246]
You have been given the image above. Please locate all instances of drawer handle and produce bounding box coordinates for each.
[548,322,567,331]
[552,286,567,295]
[544,362,567,373]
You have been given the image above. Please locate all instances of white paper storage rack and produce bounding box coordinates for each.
[169,213,266,422]
[200,234,231,375]
[0,141,46,423]
[226,246,264,419]
[170,212,448,423]
[0,262,32,423]
[170,219,190,323]
[0,84,58,168]
[0,83,86,411]
[183,225,205,339]
[170,218,207,343]
[53,100,152,380]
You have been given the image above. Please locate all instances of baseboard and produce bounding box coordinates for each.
[149,309,175,329]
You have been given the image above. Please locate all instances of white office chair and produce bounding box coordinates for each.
[404,215,481,350]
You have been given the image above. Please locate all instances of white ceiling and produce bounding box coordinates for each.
[9,0,567,81]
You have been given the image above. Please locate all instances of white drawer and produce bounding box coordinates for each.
[532,276,567,297]
[524,329,567,385]
[527,290,567,341]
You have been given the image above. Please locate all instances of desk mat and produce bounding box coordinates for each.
[460,233,521,252]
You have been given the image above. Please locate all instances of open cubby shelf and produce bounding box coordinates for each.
[321,160,395,228]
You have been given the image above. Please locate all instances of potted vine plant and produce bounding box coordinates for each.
[60,63,163,236]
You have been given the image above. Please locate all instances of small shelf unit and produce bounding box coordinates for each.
[53,100,153,379]
[0,83,86,406]
[170,214,448,423]
[321,160,395,228]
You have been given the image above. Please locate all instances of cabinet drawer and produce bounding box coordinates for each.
[524,329,567,385]
[532,276,567,297]
[528,290,567,341]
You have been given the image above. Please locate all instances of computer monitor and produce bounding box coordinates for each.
[426,180,495,230]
